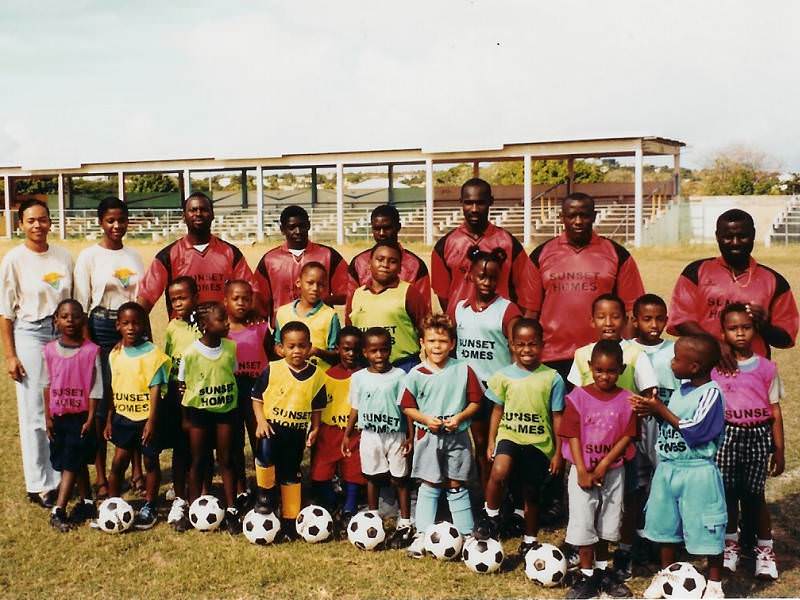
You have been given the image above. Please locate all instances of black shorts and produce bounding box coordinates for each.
[716,422,773,496]
[255,423,306,485]
[186,406,240,429]
[158,381,188,451]
[50,413,97,472]
[110,414,161,460]
[494,439,551,488]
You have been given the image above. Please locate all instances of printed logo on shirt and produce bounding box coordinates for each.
[42,272,64,290]
[548,271,601,293]
[113,267,136,288]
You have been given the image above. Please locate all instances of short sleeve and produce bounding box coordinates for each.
[632,352,658,392]
[567,359,581,387]
[72,249,92,312]
[0,253,18,320]
[149,361,169,387]
[177,357,186,382]
[251,366,271,400]
[558,397,581,438]
[348,375,361,410]
[550,373,566,412]
[311,383,327,410]
[769,372,784,404]
[465,366,485,404]
[89,355,103,399]
[41,357,50,387]
[667,263,703,336]
[327,313,341,350]
[623,411,638,439]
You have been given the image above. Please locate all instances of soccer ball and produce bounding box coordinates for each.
[347,510,386,550]
[242,510,281,545]
[524,543,567,587]
[424,521,463,560]
[296,505,333,543]
[97,497,134,533]
[189,495,225,531]
[462,537,504,573]
[657,562,707,599]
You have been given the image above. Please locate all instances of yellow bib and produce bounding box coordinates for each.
[322,372,352,428]
[349,281,419,363]
[260,360,327,430]
[275,302,337,371]
[109,346,171,422]
[573,341,644,393]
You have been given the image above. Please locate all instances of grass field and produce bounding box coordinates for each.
[0,239,798,599]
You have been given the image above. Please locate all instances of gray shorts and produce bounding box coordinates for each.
[565,464,624,547]
[410,428,473,485]
[625,447,655,493]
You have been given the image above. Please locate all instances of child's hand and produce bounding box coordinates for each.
[400,437,413,456]
[486,440,496,463]
[80,418,93,437]
[577,469,593,490]
[103,420,112,441]
[549,453,563,476]
[426,417,444,433]
[306,428,319,448]
[746,302,769,327]
[308,346,319,358]
[630,394,659,417]
[45,415,54,441]
[770,449,785,477]
[141,419,154,446]
[443,415,461,433]
[177,382,186,398]
[592,462,608,486]
[255,420,273,439]
[341,435,351,457]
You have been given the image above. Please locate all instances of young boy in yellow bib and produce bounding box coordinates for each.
[251,321,328,540]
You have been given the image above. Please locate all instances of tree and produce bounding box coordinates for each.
[127,173,178,193]
[696,146,780,195]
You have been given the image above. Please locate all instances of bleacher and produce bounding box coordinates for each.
[768,196,800,245]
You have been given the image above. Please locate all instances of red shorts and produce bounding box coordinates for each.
[310,424,366,485]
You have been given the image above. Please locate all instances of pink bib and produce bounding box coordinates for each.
[712,356,776,426]
[44,340,100,416]
[228,322,269,378]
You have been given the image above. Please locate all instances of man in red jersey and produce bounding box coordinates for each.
[529,192,645,382]
[347,204,431,313]
[138,192,260,317]
[431,178,537,316]
[668,208,798,371]
[254,205,348,320]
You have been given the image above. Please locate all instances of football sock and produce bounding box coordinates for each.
[343,482,361,514]
[312,480,337,511]
[397,517,413,529]
[446,487,474,535]
[514,508,525,518]
[757,538,773,548]
[255,463,276,490]
[725,532,738,542]
[524,535,537,544]
[581,568,594,577]
[595,560,608,570]
[415,484,441,534]
[706,580,723,591]
[280,483,302,519]
[485,505,500,518]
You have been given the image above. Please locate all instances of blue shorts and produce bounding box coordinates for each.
[643,459,727,556]
[50,413,97,472]
[110,414,161,460]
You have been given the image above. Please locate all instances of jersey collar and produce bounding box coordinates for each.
[558,230,599,251]
[456,221,498,242]
[180,235,218,254]
[291,298,325,317]
[464,293,501,313]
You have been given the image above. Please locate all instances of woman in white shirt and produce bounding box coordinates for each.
[73,197,145,498]
[0,199,73,507]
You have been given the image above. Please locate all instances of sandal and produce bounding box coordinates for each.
[95,482,110,501]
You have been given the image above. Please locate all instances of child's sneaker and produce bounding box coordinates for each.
[173,513,191,533]
[167,497,187,525]
[406,533,426,559]
[473,513,501,541]
[223,508,242,535]
[754,544,778,580]
[500,511,525,538]
[50,507,72,532]
[69,499,97,525]
[612,548,633,581]
[233,491,251,514]
[254,489,274,515]
[566,569,602,599]
[276,518,299,542]
[517,540,541,557]
[387,523,416,549]
[134,502,158,530]
[702,580,725,598]
[723,538,740,573]
[600,568,633,598]
[643,568,672,599]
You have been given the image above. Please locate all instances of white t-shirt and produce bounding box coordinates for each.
[73,244,145,311]
[177,340,223,382]
[0,244,73,322]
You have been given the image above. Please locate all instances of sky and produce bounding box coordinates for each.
[1,0,798,171]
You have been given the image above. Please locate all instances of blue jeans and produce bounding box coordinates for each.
[89,310,121,420]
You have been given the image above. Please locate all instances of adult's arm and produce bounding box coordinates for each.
[137,252,169,313]
[762,271,799,348]
[430,237,451,312]
[508,236,540,317]
[526,243,547,322]
[253,255,274,322]
[327,248,349,306]
[231,250,268,319]
[73,250,93,312]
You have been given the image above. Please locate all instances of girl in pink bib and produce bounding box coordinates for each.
[43,299,102,531]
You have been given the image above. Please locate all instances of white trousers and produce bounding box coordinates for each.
[13,318,60,493]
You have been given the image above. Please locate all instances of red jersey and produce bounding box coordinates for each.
[254,241,348,319]
[347,245,431,313]
[529,232,645,362]
[138,235,256,317]
[431,222,537,313]
[668,256,798,357]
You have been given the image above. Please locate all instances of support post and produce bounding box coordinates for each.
[117,171,125,201]
[57,174,66,240]
[256,165,264,243]
[183,169,191,199]
[387,163,394,205]
[425,159,434,246]
[566,157,574,194]
[4,176,11,239]
[67,176,74,209]
[240,169,248,209]
[336,163,344,245]
[673,152,681,197]
[523,154,532,246]
[473,161,480,179]
[311,167,318,206]
[634,145,643,248]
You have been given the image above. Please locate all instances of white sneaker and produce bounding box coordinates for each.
[165,486,176,502]
[406,533,426,559]
[754,544,778,580]
[643,569,671,599]
[167,497,187,524]
[723,538,740,573]
[702,580,725,598]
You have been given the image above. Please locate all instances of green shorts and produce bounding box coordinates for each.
[643,459,727,556]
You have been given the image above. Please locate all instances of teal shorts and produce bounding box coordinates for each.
[643,459,727,556]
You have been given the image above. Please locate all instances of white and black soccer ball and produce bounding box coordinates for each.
[424,521,464,561]
[524,543,568,587]
[97,497,134,533]
[659,562,707,599]
[462,537,504,573]
[242,509,281,545]
[296,505,333,543]
[189,495,225,531]
[347,510,386,550]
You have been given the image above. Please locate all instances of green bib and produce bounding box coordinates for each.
[181,339,238,413]
[350,281,419,363]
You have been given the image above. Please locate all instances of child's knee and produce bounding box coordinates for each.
[143,455,160,472]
